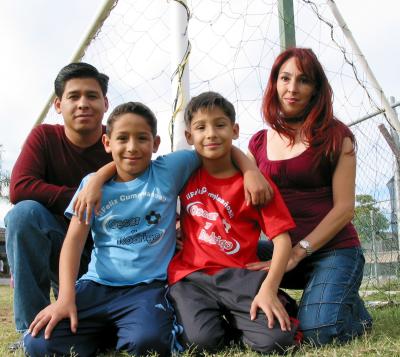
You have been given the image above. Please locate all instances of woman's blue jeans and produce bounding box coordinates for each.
[257,240,372,346]
[5,200,90,333]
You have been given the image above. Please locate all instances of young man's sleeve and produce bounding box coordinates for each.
[160,150,201,192]
[259,176,296,239]
[9,126,77,214]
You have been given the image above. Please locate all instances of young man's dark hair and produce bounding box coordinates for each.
[106,101,158,137]
[184,91,236,126]
[54,62,109,98]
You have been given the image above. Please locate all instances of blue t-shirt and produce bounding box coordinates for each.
[65,150,199,286]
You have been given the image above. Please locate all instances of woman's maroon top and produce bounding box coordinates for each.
[249,129,360,251]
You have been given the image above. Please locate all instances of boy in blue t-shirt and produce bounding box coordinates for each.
[24,102,200,357]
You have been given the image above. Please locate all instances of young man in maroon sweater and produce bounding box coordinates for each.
[5,63,112,349]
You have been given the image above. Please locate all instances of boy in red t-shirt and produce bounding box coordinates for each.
[167,91,298,354]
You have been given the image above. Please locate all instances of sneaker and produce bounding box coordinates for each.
[8,336,23,352]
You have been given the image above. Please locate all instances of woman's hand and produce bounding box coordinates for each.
[286,245,306,271]
[250,288,291,331]
[246,246,306,272]
[28,300,77,339]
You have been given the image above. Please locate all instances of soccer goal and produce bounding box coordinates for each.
[39,0,400,296]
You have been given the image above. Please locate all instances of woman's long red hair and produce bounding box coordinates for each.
[262,47,355,166]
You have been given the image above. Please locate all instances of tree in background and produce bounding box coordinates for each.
[354,194,390,243]
[0,145,10,199]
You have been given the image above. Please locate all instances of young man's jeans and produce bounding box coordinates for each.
[257,240,372,346]
[5,200,90,333]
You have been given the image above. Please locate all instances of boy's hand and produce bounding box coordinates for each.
[73,175,104,224]
[250,289,291,331]
[28,300,78,339]
[243,170,274,206]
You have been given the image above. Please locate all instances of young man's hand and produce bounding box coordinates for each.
[73,175,104,224]
[28,300,78,339]
[73,162,117,224]
[250,288,291,332]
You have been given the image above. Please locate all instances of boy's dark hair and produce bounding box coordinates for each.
[184,91,236,126]
[54,62,109,98]
[106,102,158,137]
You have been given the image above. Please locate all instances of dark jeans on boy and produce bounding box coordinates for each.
[169,268,298,354]
[24,280,176,357]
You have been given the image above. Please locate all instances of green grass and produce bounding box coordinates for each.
[1,285,400,356]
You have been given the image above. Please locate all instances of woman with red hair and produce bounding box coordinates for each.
[247,47,372,346]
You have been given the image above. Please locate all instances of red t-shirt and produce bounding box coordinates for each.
[248,129,360,250]
[168,167,295,285]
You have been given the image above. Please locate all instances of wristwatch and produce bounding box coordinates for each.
[299,239,313,256]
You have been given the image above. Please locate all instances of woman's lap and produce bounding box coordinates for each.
[257,241,372,345]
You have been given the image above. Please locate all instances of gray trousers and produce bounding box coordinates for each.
[169,268,298,354]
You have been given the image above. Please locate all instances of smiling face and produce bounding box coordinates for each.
[103,113,160,182]
[277,57,316,119]
[185,107,238,161]
[55,77,109,139]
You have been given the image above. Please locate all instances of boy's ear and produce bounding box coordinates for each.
[153,135,161,153]
[54,97,62,114]
[102,134,112,153]
[185,130,193,145]
[232,123,239,140]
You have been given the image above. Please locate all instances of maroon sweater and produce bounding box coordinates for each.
[249,129,360,251]
[10,124,112,216]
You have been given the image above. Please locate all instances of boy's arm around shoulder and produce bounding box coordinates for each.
[73,162,117,224]
[10,125,76,214]
[29,216,90,339]
[233,148,273,206]
[159,149,201,192]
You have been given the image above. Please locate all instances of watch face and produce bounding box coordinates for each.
[300,240,309,249]
[299,240,312,256]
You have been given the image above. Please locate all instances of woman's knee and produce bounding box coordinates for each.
[298,300,341,346]
[302,325,336,346]
[300,303,370,346]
